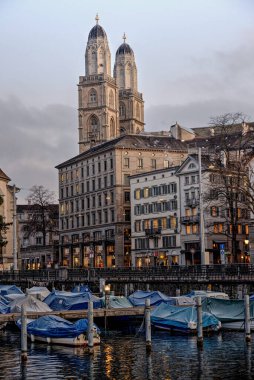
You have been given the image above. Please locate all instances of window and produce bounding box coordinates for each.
[138,158,143,169]
[90,116,99,137]
[185,176,189,185]
[111,209,115,222]
[98,162,101,172]
[151,159,156,169]
[98,194,102,207]
[92,196,96,208]
[98,178,101,189]
[92,179,95,191]
[136,103,140,119]
[36,237,42,245]
[161,217,167,229]
[191,175,196,184]
[86,213,90,226]
[109,90,114,108]
[211,206,219,217]
[124,191,130,202]
[110,174,114,186]
[119,102,126,118]
[214,223,223,233]
[104,176,107,188]
[104,210,108,223]
[124,158,130,168]
[186,225,191,234]
[97,211,102,224]
[86,181,90,192]
[87,166,89,176]
[164,160,170,168]
[144,187,149,198]
[89,89,97,103]
[76,184,79,194]
[124,209,131,222]
[86,197,90,209]
[104,160,107,171]
[124,174,130,186]
[110,158,113,169]
[92,213,96,225]
[162,236,176,248]
[135,220,142,232]
[135,189,141,200]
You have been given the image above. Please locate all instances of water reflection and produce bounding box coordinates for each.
[0,329,254,379]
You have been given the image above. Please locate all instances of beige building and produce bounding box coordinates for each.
[0,169,18,270]
[56,135,187,268]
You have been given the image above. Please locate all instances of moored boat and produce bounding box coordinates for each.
[16,315,100,347]
[151,303,221,333]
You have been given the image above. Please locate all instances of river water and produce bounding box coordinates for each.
[0,328,253,380]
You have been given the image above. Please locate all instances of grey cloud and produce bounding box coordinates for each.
[0,96,77,202]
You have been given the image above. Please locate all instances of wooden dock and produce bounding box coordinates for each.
[0,306,145,323]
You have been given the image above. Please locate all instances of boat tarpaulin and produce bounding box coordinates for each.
[0,300,9,314]
[26,287,51,300]
[0,285,23,296]
[151,303,220,331]
[72,285,90,293]
[17,315,91,338]
[9,295,52,313]
[202,298,254,322]
[128,290,172,306]
[101,296,133,309]
[44,290,102,311]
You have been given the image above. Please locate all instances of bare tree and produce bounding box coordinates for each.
[25,185,58,246]
[0,194,12,250]
[202,113,254,262]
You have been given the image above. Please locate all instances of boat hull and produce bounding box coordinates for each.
[29,333,100,347]
[222,320,254,331]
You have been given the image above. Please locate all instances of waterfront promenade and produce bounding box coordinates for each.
[0,264,254,285]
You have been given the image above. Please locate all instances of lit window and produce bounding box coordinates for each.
[144,187,149,198]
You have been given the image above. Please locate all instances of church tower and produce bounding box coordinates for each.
[114,34,144,135]
[78,15,119,153]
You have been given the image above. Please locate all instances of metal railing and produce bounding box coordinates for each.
[0,265,254,283]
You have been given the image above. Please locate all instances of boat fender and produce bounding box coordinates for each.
[188,321,197,330]
[47,337,51,344]
[31,334,35,343]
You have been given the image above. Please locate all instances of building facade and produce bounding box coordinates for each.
[17,204,59,270]
[130,168,181,267]
[0,169,17,270]
[56,135,187,268]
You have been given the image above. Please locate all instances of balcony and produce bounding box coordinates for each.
[185,198,199,207]
[145,228,162,237]
[181,215,200,224]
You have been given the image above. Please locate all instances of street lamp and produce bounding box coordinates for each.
[104,284,111,309]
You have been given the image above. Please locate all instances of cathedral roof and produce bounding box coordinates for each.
[88,24,107,39]
[116,42,133,56]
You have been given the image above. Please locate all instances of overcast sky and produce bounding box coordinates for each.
[0,0,253,203]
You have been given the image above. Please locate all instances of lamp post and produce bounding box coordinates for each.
[104,284,111,309]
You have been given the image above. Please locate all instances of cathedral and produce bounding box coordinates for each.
[78,15,145,153]
[56,17,187,268]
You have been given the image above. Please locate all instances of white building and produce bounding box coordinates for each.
[130,167,181,267]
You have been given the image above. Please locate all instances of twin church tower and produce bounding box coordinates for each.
[78,15,144,153]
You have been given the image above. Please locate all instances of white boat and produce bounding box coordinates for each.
[221,320,254,331]
[17,315,100,347]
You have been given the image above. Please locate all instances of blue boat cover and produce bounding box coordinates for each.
[151,303,220,331]
[0,285,23,296]
[72,285,90,293]
[128,290,172,306]
[202,298,254,322]
[17,315,90,338]
[0,300,9,314]
[43,290,102,311]
[101,295,133,309]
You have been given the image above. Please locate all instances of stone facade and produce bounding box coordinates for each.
[0,169,17,270]
[78,18,144,153]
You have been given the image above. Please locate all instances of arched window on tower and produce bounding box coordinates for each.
[119,102,126,119]
[125,63,131,89]
[136,103,140,120]
[110,118,115,137]
[91,51,97,74]
[98,48,104,74]
[89,89,97,104]
[109,90,114,109]
[89,115,100,141]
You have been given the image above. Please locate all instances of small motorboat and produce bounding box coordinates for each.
[17,315,100,347]
[151,303,221,333]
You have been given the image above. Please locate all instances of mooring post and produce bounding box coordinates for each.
[21,304,28,361]
[176,288,181,297]
[61,284,65,291]
[197,296,203,348]
[77,285,80,293]
[145,298,152,352]
[146,283,150,292]
[88,300,94,354]
[124,283,128,298]
[245,294,251,343]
